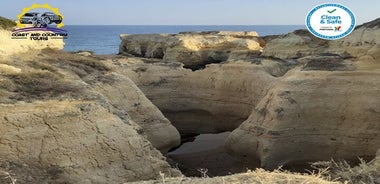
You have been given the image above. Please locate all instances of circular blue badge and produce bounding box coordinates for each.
[306,3,356,40]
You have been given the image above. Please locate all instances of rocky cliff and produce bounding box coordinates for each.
[225,18,380,168]
[119,18,380,170]
[0,46,181,183]
[0,100,179,183]
[120,31,263,70]
[0,16,379,183]
[110,58,277,135]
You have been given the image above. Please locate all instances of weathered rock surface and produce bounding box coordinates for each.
[330,18,380,60]
[109,58,277,135]
[0,100,180,183]
[262,30,329,59]
[225,18,380,168]
[0,48,182,182]
[262,18,380,61]
[225,69,380,168]
[92,73,180,152]
[0,29,64,57]
[117,19,380,170]
[0,48,180,152]
[119,31,263,69]
[1,16,380,183]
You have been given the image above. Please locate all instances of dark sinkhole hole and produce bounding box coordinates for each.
[166,132,258,177]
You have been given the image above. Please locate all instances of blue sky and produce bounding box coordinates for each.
[1,0,379,25]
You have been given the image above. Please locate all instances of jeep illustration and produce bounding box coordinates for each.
[20,12,39,24]
[20,12,63,28]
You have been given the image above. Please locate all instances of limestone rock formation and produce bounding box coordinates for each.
[0,100,180,183]
[1,15,379,183]
[262,18,380,61]
[119,31,263,69]
[0,47,181,152]
[109,58,277,135]
[225,18,380,169]
[225,69,380,168]
[0,29,64,57]
[262,30,329,59]
[330,18,380,60]
[0,48,182,182]
[117,19,380,170]
[92,73,180,152]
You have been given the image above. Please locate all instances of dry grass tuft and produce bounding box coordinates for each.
[127,168,338,184]
[312,157,380,184]
[0,170,16,184]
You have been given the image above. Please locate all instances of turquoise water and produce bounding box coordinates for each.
[63,25,305,55]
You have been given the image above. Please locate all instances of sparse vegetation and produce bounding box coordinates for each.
[7,71,81,101]
[0,49,115,102]
[41,48,110,79]
[129,168,338,184]
[0,159,66,184]
[133,67,148,73]
[0,170,16,184]
[126,157,380,184]
[0,16,16,30]
[312,158,380,184]
[303,59,351,71]
[28,61,58,73]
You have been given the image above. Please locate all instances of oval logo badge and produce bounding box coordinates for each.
[306,3,356,40]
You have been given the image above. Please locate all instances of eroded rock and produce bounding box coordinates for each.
[0,50,181,153]
[225,18,380,169]
[92,73,180,152]
[119,31,263,70]
[110,58,276,135]
[225,69,380,168]
[0,100,180,183]
[0,29,64,57]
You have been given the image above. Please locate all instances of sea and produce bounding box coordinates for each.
[63,25,305,55]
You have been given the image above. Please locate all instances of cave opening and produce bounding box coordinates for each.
[166,132,259,177]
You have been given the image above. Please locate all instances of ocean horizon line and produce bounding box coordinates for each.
[64,24,305,27]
